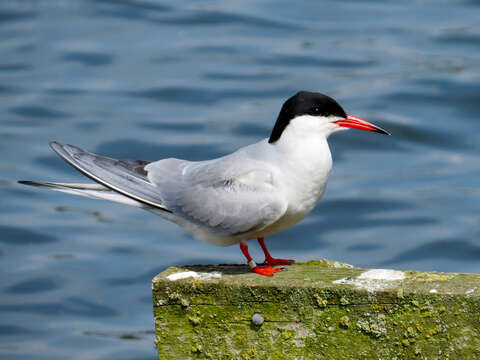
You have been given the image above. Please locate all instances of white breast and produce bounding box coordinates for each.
[254,121,334,238]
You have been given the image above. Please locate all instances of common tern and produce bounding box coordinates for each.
[19,91,390,276]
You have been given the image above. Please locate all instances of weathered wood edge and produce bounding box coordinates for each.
[152,259,480,359]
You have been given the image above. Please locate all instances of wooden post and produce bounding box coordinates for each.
[152,259,480,359]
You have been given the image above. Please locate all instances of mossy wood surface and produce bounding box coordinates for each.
[152,259,480,360]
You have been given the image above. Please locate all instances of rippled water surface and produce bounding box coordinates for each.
[1,0,480,358]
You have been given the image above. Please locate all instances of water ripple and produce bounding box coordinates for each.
[384,239,480,264]
[383,79,480,115]
[156,11,300,30]
[0,325,32,336]
[5,277,61,294]
[0,64,32,71]
[256,55,376,68]
[131,86,294,105]
[434,30,480,47]
[139,121,204,132]
[346,243,383,252]
[0,297,118,317]
[374,120,472,151]
[0,85,23,95]
[204,71,285,81]
[0,226,57,245]
[10,105,70,120]
[0,10,36,24]
[92,0,171,17]
[62,51,114,67]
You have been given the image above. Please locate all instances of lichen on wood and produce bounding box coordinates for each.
[152,260,480,359]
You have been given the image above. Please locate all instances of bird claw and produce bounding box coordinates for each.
[252,266,282,277]
[264,258,295,266]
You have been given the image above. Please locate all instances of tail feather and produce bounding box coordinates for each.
[18,180,143,207]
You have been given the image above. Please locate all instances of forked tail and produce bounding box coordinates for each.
[18,180,144,207]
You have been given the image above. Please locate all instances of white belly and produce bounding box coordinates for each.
[255,177,329,239]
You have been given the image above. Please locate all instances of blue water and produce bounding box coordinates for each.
[1,0,480,358]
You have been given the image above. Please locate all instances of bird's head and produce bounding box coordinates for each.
[268,91,390,143]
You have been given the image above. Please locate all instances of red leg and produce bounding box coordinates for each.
[258,237,295,266]
[239,241,281,276]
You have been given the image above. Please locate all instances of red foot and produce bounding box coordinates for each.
[252,266,282,277]
[264,257,295,266]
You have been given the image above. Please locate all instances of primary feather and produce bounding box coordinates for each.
[49,142,170,211]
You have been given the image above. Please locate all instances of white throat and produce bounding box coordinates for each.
[271,115,334,168]
[283,114,347,140]
[260,115,341,235]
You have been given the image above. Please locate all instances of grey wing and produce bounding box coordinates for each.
[49,142,171,212]
[146,158,288,236]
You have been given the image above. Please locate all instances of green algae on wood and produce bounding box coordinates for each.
[152,260,480,359]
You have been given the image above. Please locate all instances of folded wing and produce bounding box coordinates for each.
[146,153,288,236]
[48,142,287,238]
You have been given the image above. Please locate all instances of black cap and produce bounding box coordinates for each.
[268,91,347,143]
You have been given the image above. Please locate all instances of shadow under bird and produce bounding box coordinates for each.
[19,91,390,276]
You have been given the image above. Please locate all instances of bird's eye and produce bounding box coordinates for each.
[314,107,319,113]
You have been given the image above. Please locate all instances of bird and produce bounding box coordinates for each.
[19,91,390,276]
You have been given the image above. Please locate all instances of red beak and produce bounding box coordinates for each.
[333,115,390,135]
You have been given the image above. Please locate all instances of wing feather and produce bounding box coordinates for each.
[49,142,171,212]
[49,141,287,238]
[146,149,287,236]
